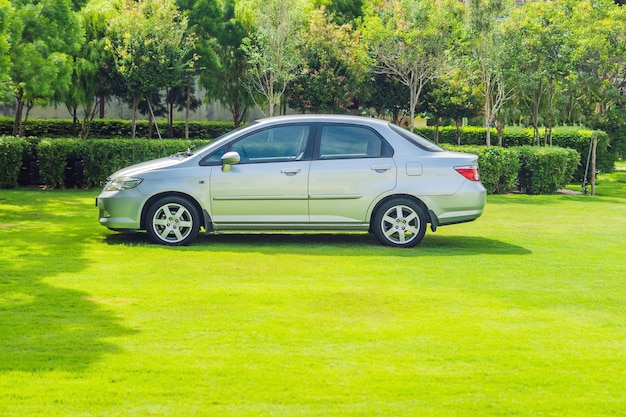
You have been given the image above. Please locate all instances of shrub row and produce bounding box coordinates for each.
[0,136,209,189]
[0,117,234,139]
[1,136,580,194]
[2,118,617,178]
[418,126,614,181]
[441,144,580,194]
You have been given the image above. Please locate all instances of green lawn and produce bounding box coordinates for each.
[1,172,625,416]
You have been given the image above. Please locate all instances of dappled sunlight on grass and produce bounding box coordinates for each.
[0,182,625,416]
[0,190,135,375]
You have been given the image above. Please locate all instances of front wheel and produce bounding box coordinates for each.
[146,196,200,246]
[372,198,427,248]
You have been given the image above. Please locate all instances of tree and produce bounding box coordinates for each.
[237,0,308,117]
[361,0,463,131]
[285,7,370,113]
[106,0,197,138]
[165,86,202,136]
[8,0,83,136]
[201,0,254,127]
[570,0,626,130]
[502,1,575,146]
[463,0,513,147]
[0,0,13,103]
[364,73,410,125]
[177,0,221,137]
[312,0,364,24]
[423,70,480,145]
[69,0,117,139]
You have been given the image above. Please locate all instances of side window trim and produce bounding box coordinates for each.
[313,123,393,160]
[199,123,315,166]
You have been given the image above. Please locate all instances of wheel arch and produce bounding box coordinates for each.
[140,192,208,231]
[368,194,431,232]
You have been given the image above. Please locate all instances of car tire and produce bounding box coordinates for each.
[146,196,200,246]
[372,198,427,248]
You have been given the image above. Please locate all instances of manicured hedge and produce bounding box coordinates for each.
[516,146,581,194]
[423,125,616,183]
[0,117,234,139]
[441,145,521,194]
[416,126,533,147]
[0,136,28,188]
[0,121,599,193]
[441,144,580,194]
[81,139,209,188]
[33,139,210,189]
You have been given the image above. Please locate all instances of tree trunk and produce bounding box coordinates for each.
[81,103,92,139]
[20,102,33,137]
[185,78,191,140]
[166,87,174,138]
[13,94,24,136]
[146,98,162,140]
[147,103,154,139]
[99,94,105,118]
[131,94,140,139]
[591,135,597,196]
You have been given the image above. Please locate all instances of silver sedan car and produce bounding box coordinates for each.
[97,115,486,247]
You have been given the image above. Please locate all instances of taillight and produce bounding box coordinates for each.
[455,166,481,182]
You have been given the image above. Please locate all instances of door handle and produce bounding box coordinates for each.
[281,168,301,175]
[371,165,392,172]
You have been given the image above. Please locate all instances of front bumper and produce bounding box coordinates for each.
[97,190,144,230]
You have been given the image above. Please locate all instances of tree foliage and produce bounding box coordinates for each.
[199,0,254,127]
[71,0,117,139]
[361,0,463,131]
[285,7,370,113]
[8,0,83,136]
[238,0,309,117]
[0,0,13,103]
[105,0,197,138]
[0,0,625,160]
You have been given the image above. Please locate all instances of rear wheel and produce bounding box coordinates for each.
[372,198,427,248]
[146,196,200,246]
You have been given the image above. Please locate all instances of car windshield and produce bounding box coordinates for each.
[389,123,443,152]
[170,122,259,158]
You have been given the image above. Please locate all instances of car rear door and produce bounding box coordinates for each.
[308,123,397,223]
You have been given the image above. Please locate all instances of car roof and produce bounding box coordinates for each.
[253,114,391,128]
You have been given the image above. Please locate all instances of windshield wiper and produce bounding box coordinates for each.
[170,148,193,158]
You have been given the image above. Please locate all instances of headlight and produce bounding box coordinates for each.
[104,176,143,191]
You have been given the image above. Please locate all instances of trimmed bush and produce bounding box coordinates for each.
[0,117,234,139]
[516,146,580,194]
[441,144,521,194]
[37,139,88,189]
[0,136,28,189]
[19,138,212,189]
[82,139,209,187]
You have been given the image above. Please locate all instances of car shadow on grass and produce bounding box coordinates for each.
[0,211,135,373]
[105,231,530,256]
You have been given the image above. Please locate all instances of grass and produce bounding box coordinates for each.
[1,171,625,416]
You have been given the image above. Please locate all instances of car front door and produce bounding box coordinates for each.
[208,123,312,226]
[308,124,397,224]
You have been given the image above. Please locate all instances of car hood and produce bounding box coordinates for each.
[108,156,184,179]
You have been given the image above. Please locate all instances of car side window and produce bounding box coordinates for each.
[319,125,391,159]
[231,125,310,163]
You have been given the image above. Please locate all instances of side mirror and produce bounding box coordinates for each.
[221,151,240,172]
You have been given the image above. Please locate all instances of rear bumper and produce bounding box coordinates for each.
[426,182,486,226]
